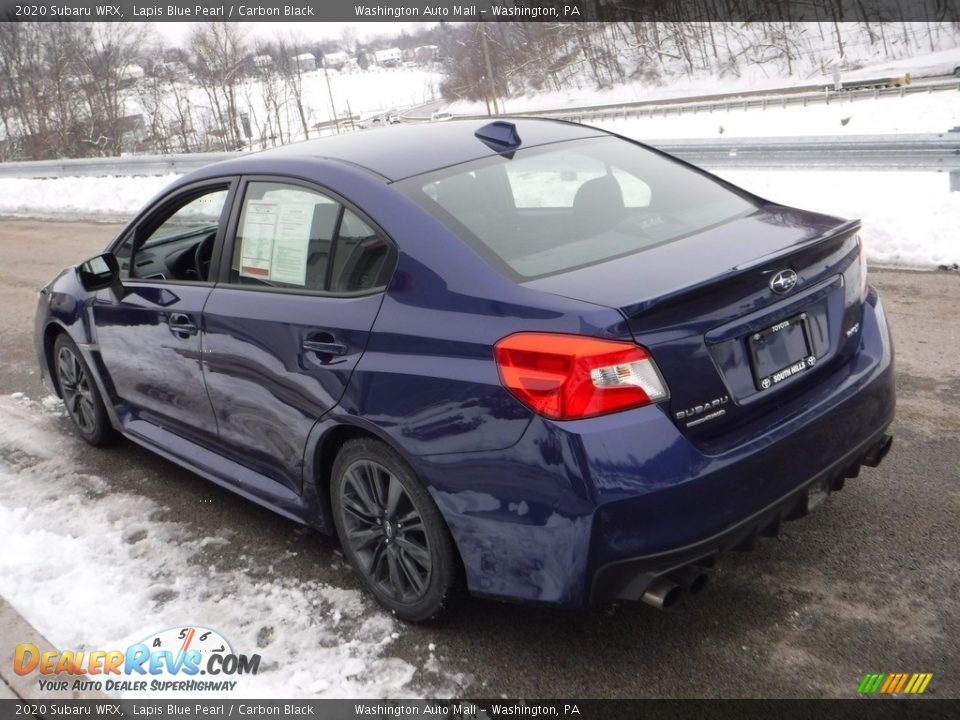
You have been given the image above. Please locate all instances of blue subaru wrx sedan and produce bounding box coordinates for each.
[35,119,894,621]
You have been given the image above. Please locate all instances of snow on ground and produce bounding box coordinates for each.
[0,394,464,698]
[848,46,960,79]
[709,170,959,270]
[0,175,177,222]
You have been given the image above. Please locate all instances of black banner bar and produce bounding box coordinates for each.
[0,699,958,720]
[1,0,959,23]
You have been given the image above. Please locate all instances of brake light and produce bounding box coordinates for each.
[494,333,669,420]
[857,235,868,301]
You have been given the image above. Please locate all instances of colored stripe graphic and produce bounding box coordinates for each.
[904,674,920,694]
[858,673,885,694]
[858,672,932,695]
[879,674,897,693]
[892,673,909,693]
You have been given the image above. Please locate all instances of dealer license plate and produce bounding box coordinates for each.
[748,313,817,391]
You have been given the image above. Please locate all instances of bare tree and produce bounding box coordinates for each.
[275,35,314,140]
[188,22,248,150]
[71,23,148,156]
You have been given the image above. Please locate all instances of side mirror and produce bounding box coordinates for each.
[78,253,120,292]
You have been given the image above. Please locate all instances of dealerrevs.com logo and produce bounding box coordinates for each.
[15,626,260,693]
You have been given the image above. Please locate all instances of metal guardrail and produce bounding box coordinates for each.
[2,134,958,179]
[0,151,243,179]
[653,133,960,171]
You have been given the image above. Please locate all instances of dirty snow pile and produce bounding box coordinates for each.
[0,393,464,698]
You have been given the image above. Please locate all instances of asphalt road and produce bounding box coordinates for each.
[1,218,957,698]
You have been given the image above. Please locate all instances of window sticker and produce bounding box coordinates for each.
[269,202,313,286]
[239,200,314,286]
[239,201,277,278]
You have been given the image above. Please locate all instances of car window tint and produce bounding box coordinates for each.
[143,190,228,246]
[231,182,341,291]
[127,187,228,282]
[330,209,391,293]
[406,137,754,280]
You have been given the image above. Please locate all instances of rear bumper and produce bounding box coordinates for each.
[590,427,893,604]
[416,292,895,607]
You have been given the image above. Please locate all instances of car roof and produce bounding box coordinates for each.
[247,118,607,182]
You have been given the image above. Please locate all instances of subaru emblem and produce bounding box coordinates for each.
[770,269,798,295]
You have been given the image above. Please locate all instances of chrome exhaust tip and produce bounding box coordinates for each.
[641,578,683,610]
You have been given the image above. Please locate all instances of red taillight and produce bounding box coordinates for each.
[493,333,669,420]
[857,234,869,301]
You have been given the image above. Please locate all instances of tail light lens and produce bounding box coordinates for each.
[494,333,669,420]
[857,234,869,301]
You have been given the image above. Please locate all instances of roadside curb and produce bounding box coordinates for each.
[0,597,110,702]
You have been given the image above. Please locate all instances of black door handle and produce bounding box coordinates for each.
[167,312,198,337]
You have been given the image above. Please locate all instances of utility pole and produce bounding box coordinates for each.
[479,23,499,116]
[321,57,341,134]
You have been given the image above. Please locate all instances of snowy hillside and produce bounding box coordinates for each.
[445,25,960,115]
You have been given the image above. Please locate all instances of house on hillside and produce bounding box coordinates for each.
[323,51,350,70]
[251,54,274,73]
[291,53,316,72]
[374,48,402,67]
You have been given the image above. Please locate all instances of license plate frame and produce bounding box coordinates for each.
[748,313,817,391]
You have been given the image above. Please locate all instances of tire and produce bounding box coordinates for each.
[330,437,462,623]
[53,333,117,446]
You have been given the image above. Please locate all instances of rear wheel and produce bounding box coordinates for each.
[331,438,462,622]
[53,333,116,446]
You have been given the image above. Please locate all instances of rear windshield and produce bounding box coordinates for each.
[398,136,757,279]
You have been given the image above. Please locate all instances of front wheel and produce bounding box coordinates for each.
[53,333,116,446]
[331,438,462,623]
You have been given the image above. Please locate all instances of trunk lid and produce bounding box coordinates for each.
[525,204,865,447]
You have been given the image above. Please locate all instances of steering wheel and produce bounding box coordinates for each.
[193,231,216,281]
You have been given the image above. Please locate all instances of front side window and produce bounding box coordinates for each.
[403,136,757,279]
[146,191,228,245]
[230,182,394,293]
[115,186,229,282]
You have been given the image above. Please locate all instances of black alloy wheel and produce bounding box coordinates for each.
[331,438,462,622]
[53,334,116,446]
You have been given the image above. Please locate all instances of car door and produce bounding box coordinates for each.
[201,178,396,494]
[94,179,237,445]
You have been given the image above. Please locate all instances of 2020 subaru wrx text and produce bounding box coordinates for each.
[35,119,895,621]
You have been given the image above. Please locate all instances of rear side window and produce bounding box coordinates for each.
[229,182,394,293]
[330,209,390,293]
[402,136,756,279]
